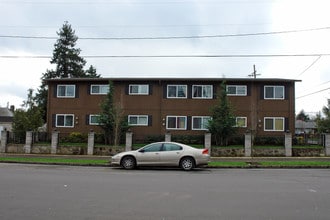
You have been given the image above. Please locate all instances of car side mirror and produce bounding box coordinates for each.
[139,149,145,153]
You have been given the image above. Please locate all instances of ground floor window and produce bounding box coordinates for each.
[236,117,247,127]
[128,115,148,126]
[264,117,284,131]
[192,116,210,130]
[56,114,74,127]
[166,116,187,130]
[89,114,100,125]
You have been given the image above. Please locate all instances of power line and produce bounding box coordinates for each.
[296,87,330,99]
[1,26,330,40]
[2,54,330,59]
[296,55,322,77]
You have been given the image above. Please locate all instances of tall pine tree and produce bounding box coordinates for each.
[35,21,100,120]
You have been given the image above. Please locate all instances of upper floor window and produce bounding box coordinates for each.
[89,114,101,125]
[192,85,213,99]
[57,85,75,98]
[264,117,284,131]
[192,116,211,130]
[227,85,247,96]
[166,116,187,130]
[56,114,74,127]
[264,86,284,100]
[128,115,148,126]
[91,85,109,95]
[129,84,149,95]
[235,117,247,127]
[167,85,187,98]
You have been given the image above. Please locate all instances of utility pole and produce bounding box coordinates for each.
[248,64,261,78]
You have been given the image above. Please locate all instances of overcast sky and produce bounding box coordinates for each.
[1,0,330,116]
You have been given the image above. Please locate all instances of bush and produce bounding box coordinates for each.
[62,132,87,143]
[254,136,283,146]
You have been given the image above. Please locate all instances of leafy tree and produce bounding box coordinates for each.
[207,82,237,146]
[35,21,100,120]
[316,105,330,133]
[98,81,129,145]
[13,89,44,140]
[296,109,310,121]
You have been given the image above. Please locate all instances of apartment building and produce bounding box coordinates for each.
[46,77,299,141]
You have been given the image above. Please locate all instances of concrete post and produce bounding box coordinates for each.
[51,131,59,154]
[204,133,211,155]
[24,131,33,154]
[0,130,7,153]
[165,132,171,142]
[325,134,330,156]
[87,131,95,155]
[285,132,292,157]
[125,131,133,151]
[244,133,252,157]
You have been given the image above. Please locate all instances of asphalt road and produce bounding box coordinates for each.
[0,164,329,220]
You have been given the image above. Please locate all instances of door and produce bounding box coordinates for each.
[159,143,183,165]
[136,143,162,165]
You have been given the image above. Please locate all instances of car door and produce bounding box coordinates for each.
[159,143,184,165]
[136,143,163,165]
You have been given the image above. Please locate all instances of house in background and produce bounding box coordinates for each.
[0,107,14,135]
[295,120,317,134]
[46,77,300,142]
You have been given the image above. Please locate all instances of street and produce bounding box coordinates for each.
[0,164,329,220]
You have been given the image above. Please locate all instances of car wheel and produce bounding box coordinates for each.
[121,156,136,170]
[180,157,195,171]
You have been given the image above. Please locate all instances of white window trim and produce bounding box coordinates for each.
[264,117,285,131]
[57,85,75,98]
[167,85,187,99]
[166,116,187,130]
[192,85,213,99]
[55,114,74,128]
[235,117,247,127]
[90,84,109,95]
[89,114,100,125]
[264,85,285,100]
[226,85,247,96]
[128,115,149,126]
[192,116,211,130]
[129,84,149,95]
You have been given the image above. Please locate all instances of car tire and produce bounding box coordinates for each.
[121,156,136,170]
[180,157,195,171]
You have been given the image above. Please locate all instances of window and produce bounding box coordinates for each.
[57,85,75,97]
[129,84,149,95]
[192,116,211,130]
[141,143,163,152]
[192,85,213,99]
[163,143,183,151]
[264,117,284,131]
[236,117,247,127]
[89,115,100,125]
[227,85,247,96]
[166,116,187,130]
[90,85,109,94]
[56,114,74,127]
[167,85,187,98]
[128,115,148,126]
[264,86,284,99]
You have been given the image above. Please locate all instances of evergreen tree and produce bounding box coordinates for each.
[316,105,330,133]
[207,82,237,146]
[35,21,100,120]
[98,81,129,145]
[296,109,310,121]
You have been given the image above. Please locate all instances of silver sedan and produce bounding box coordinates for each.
[111,142,210,171]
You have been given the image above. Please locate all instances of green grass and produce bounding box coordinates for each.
[0,157,109,166]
